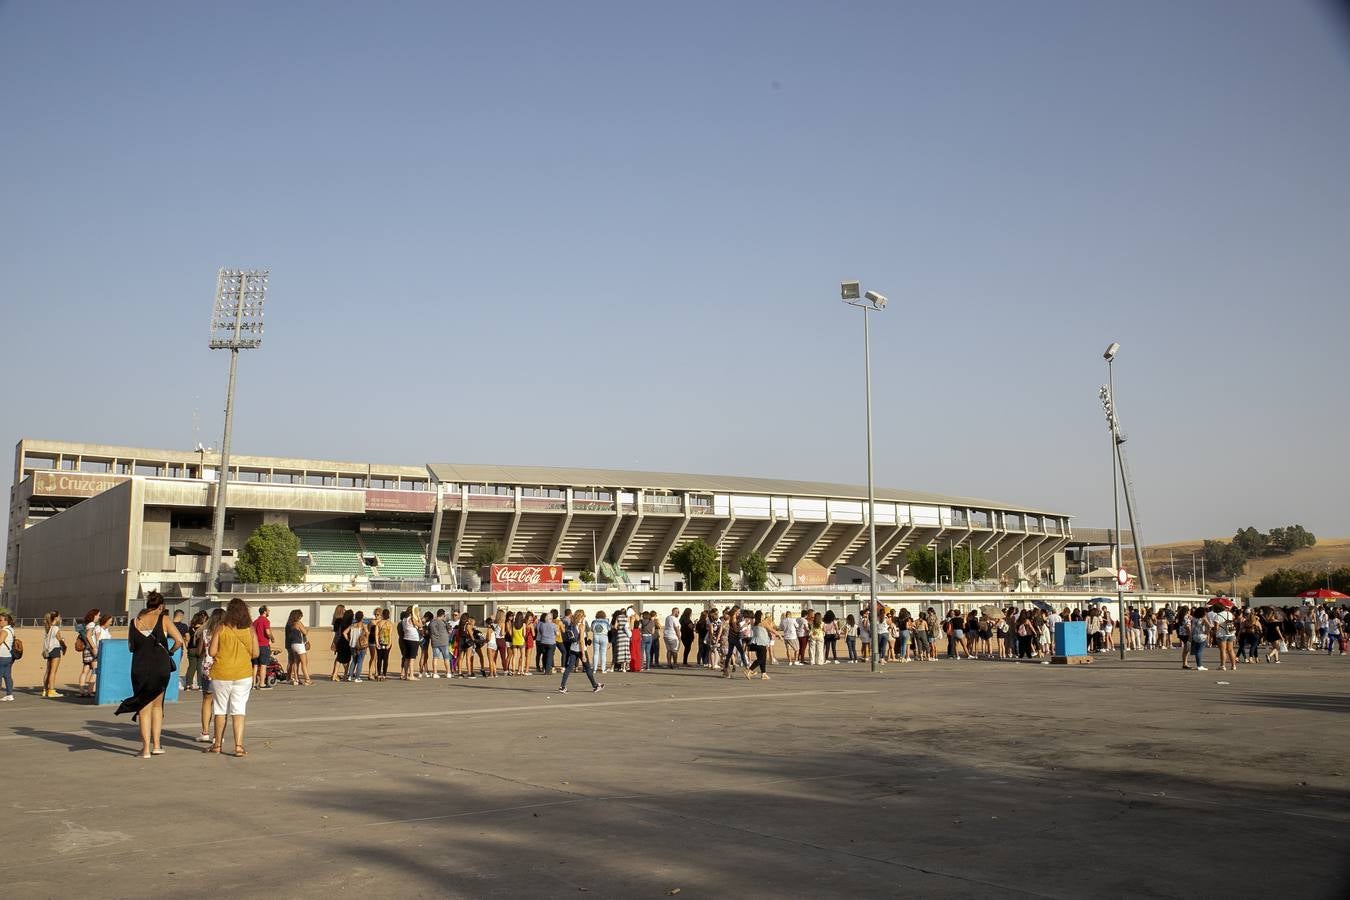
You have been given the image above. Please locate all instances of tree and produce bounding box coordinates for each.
[1201,539,1247,582]
[669,539,719,591]
[472,540,506,568]
[235,524,304,585]
[906,546,937,584]
[1232,526,1268,557]
[578,569,595,584]
[740,550,768,591]
[1275,524,1316,554]
[937,546,990,583]
[1252,567,1313,598]
[1253,565,1350,597]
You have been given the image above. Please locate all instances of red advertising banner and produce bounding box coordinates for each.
[365,489,435,514]
[489,563,564,591]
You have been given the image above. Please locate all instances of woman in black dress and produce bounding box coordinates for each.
[327,604,347,681]
[332,607,353,682]
[679,608,695,667]
[115,591,186,757]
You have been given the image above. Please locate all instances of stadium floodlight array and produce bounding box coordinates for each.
[206,268,270,593]
[209,269,268,349]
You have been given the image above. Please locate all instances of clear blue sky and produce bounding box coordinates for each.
[2,0,1347,550]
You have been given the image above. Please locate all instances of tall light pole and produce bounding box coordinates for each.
[841,281,887,673]
[206,269,268,594]
[1101,341,1150,659]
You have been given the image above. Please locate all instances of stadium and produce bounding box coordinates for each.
[1,438,1094,618]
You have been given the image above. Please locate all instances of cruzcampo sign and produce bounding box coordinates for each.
[32,471,131,498]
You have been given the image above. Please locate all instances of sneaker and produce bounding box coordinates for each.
[195,732,212,742]
[48,690,62,698]
[0,695,13,702]
[557,687,568,695]
[593,684,604,693]
[1195,666,1208,671]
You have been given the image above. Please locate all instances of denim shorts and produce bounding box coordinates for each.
[432,645,450,661]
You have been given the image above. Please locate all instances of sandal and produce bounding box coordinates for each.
[234,746,248,757]
[204,743,222,754]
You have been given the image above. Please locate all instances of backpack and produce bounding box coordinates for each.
[11,637,22,661]
[75,633,88,653]
[356,627,370,651]
[564,623,580,646]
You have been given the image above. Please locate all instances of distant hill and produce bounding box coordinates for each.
[1141,537,1350,596]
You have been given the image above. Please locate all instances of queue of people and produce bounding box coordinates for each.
[3,596,1346,760]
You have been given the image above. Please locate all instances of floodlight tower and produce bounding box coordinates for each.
[1100,341,1150,660]
[206,269,268,593]
[840,281,888,673]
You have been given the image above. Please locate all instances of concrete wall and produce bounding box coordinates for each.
[140,507,171,572]
[12,479,137,618]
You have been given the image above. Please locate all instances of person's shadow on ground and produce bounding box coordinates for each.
[9,723,126,755]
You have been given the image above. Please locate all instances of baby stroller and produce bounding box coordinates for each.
[265,656,286,687]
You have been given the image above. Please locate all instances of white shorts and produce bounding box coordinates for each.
[211,678,252,717]
[289,643,307,656]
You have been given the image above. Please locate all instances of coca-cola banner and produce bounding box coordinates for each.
[489,563,564,591]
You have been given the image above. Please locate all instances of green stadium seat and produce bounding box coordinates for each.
[295,529,372,577]
[360,531,427,579]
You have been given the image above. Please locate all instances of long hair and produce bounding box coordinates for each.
[204,608,225,639]
[222,598,252,630]
[287,609,303,627]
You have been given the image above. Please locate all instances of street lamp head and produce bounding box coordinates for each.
[864,290,887,309]
[840,281,861,301]
[1103,341,1120,361]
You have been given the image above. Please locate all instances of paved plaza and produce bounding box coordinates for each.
[1,653,1348,898]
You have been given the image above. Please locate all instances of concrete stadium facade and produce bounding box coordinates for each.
[4,439,1075,617]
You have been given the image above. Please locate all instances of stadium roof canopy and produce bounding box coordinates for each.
[426,462,1067,517]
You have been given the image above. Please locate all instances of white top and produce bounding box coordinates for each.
[43,625,61,654]
[0,624,13,658]
[663,615,680,639]
[401,617,420,641]
[780,616,797,639]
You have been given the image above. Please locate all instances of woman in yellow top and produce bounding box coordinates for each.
[206,598,258,757]
[509,611,527,674]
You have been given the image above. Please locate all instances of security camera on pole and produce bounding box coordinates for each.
[840,281,888,673]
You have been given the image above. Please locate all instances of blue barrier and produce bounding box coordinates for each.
[93,640,183,706]
[1054,621,1087,657]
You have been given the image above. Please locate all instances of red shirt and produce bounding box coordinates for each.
[254,616,272,647]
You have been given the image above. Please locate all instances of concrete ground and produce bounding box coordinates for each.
[1,650,1348,899]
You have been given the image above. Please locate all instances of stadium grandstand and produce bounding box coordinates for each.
[4,438,1092,618]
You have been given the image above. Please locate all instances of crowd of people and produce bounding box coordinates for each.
[1,596,1345,757]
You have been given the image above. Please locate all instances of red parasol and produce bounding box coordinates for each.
[1298,588,1349,601]
[1208,596,1234,608]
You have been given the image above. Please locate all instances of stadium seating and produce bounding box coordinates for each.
[361,530,428,579]
[295,529,371,577]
